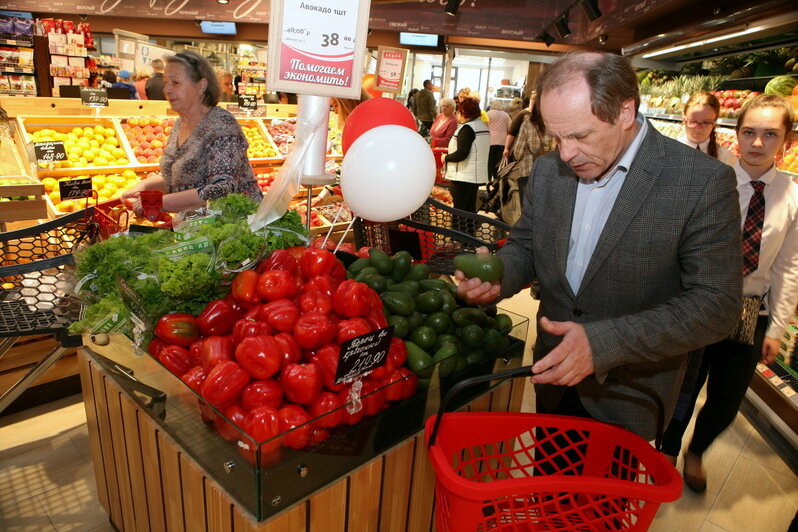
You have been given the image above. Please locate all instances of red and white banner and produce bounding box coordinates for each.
[374,46,408,94]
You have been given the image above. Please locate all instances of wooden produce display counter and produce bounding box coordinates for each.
[77,325,528,531]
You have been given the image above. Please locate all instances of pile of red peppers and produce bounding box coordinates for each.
[148,246,418,463]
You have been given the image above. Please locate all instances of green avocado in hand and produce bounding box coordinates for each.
[454,253,504,283]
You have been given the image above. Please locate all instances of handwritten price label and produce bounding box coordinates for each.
[80,87,109,107]
[33,141,67,163]
[58,177,93,199]
[335,326,394,385]
[239,94,258,109]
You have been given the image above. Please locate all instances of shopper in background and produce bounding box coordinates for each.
[111,70,138,99]
[133,70,150,100]
[121,50,261,213]
[145,58,166,100]
[99,70,116,89]
[428,97,458,148]
[331,90,372,131]
[503,95,532,159]
[486,106,510,181]
[415,79,437,131]
[456,52,742,442]
[86,70,99,88]
[663,94,798,493]
[443,97,490,213]
[406,88,419,113]
[217,70,235,102]
[678,91,736,166]
[505,97,526,121]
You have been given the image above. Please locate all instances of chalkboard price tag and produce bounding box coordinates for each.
[334,326,394,385]
[59,177,93,199]
[33,141,67,163]
[80,87,109,107]
[239,94,258,109]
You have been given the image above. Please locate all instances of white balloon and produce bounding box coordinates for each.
[341,125,436,223]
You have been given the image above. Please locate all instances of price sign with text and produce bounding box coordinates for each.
[267,0,370,99]
[239,94,258,109]
[334,326,394,385]
[59,177,93,199]
[33,141,67,164]
[375,46,408,93]
[80,87,109,107]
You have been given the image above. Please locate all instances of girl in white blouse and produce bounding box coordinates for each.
[678,91,737,166]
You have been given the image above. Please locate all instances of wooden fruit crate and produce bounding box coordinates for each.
[0,177,46,222]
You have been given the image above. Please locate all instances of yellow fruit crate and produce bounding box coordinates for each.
[0,176,46,222]
[237,118,284,163]
[16,116,137,176]
[116,115,174,169]
[42,169,143,217]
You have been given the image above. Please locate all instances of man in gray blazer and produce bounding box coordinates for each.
[457,52,742,441]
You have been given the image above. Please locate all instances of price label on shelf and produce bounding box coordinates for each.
[80,87,109,107]
[33,141,67,163]
[268,0,369,99]
[334,326,394,385]
[239,94,258,109]
[58,177,93,199]
[375,46,408,93]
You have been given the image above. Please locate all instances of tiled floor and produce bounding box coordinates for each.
[0,290,796,531]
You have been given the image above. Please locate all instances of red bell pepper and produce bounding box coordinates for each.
[215,403,248,441]
[285,245,306,261]
[232,318,273,345]
[280,361,323,405]
[241,379,283,411]
[303,275,339,297]
[337,386,365,426]
[223,292,251,316]
[299,247,338,279]
[388,337,408,368]
[278,404,314,450]
[329,259,346,282]
[356,246,371,258]
[197,299,237,336]
[310,427,330,446]
[314,344,345,392]
[294,312,337,350]
[189,339,203,366]
[159,345,194,376]
[274,332,302,367]
[258,299,300,333]
[154,313,200,347]
[257,248,299,275]
[235,335,283,380]
[231,269,260,305]
[244,406,282,453]
[383,368,405,402]
[336,317,373,344]
[361,378,387,416]
[256,269,298,302]
[201,360,250,408]
[147,337,168,358]
[367,287,383,311]
[333,280,372,318]
[397,367,418,400]
[309,391,343,428]
[367,309,388,330]
[181,365,207,394]
[200,335,233,371]
[298,290,333,315]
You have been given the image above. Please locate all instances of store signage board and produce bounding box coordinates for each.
[334,326,394,385]
[33,141,67,163]
[239,94,258,109]
[267,0,371,99]
[374,46,409,94]
[80,87,109,107]
[58,177,92,199]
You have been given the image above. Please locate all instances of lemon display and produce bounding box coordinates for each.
[242,125,278,158]
[28,123,130,169]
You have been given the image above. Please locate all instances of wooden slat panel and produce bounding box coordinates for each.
[205,479,233,532]
[508,377,527,413]
[157,431,185,532]
[120,394,151,531]
[138,412,167,532]
[406,435,436,532]
[233,501,306,532]
[77,353,110,515]
[308,478,347,532]
[467,392,492,413]
[180,455,207,532]
[104,377,137,532]
[347,459,382,532]
[0,352,78,390]
[378,439,415,532]
[489,380,512,413]
[89,362,124,529]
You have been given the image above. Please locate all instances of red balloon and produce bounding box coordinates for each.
[342,98,418,154]
[361,74,382,99]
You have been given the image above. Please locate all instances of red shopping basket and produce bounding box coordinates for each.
[425,367,682,531]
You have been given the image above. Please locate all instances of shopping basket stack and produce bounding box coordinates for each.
[354,198,512,275]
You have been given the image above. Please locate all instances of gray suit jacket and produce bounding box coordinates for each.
[498,123,742,440]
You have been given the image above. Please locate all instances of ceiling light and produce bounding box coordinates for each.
[641,25,765,58]
[445,0,459,16]
[540,32,555,47]
[581,0,602,21]
[554,16,571,39]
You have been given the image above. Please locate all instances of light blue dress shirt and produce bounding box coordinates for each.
[566,114,648,294]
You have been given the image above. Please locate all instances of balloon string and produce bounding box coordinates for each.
[334,216,358,253]
[321,203,345,249]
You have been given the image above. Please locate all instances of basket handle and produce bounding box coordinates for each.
[427,368,667,450]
